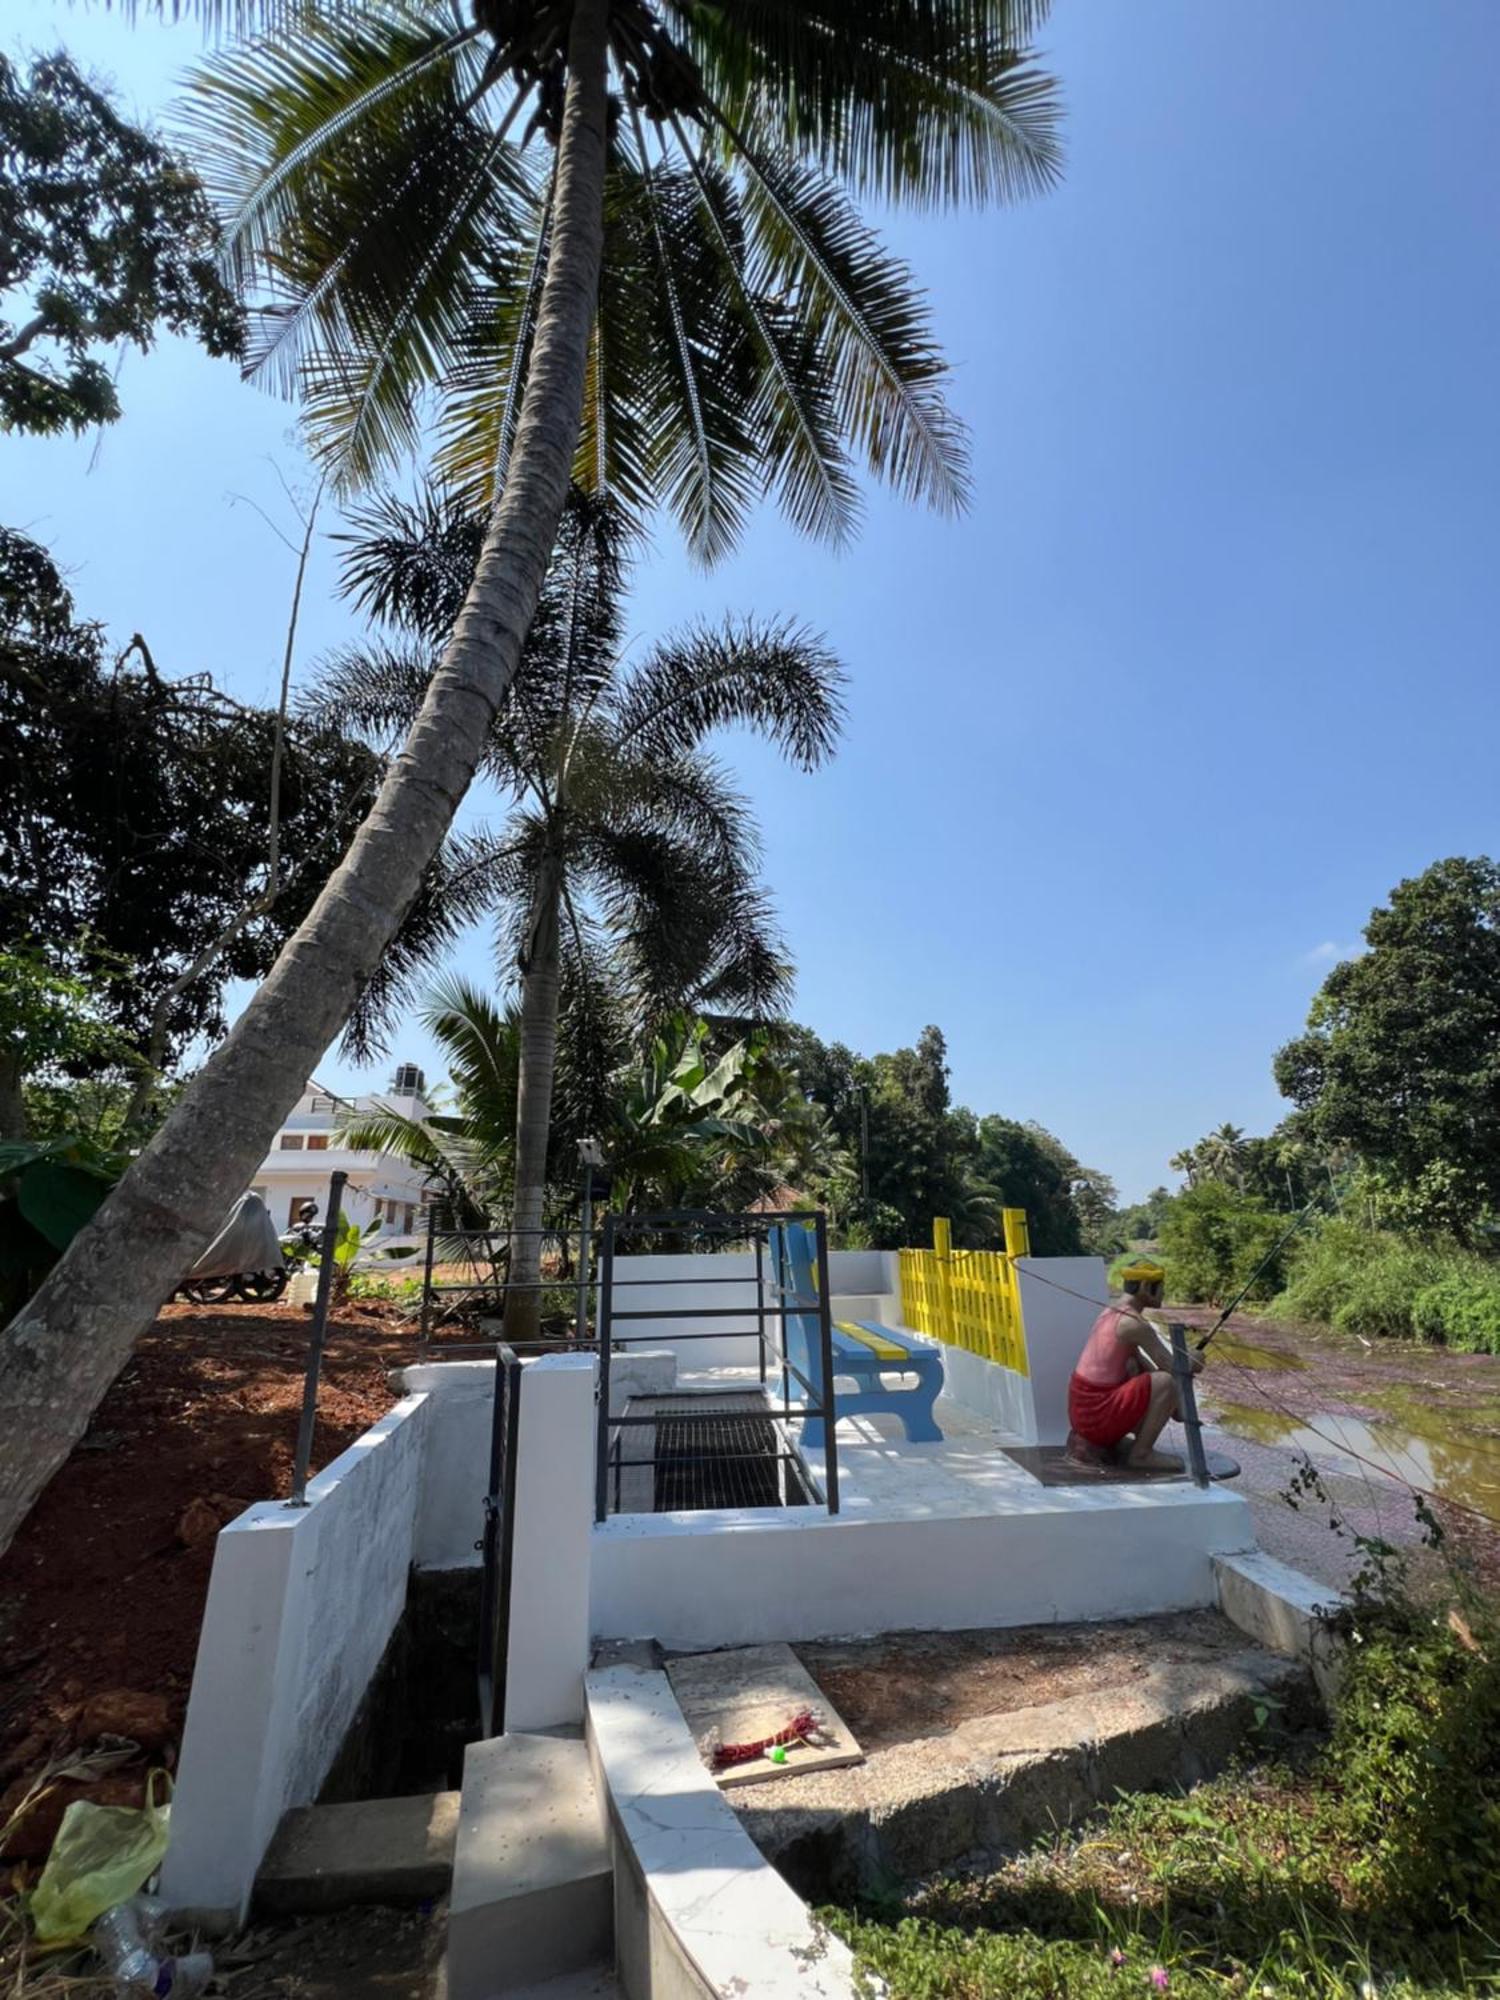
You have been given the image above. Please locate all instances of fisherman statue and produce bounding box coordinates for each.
[1066,1259,1203,1471]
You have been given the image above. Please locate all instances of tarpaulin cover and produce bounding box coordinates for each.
[187,1192,282,1279]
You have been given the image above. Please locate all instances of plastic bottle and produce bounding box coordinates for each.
[93,1900,213,1997]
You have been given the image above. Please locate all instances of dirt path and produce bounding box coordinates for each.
[1171,1306,1500,1591]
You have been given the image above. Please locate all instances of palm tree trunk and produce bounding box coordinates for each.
[504,854,564,1345]
[0,0,612,1556]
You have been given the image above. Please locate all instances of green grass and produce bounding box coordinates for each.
[827,1600,1500,1999]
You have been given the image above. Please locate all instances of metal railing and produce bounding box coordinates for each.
[418,1212,599,1338]
[594,1209,840,1523]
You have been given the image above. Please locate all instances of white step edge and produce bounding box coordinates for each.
[584,1663,860,2000]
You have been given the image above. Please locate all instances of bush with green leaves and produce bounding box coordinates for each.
[1275,1218,1500,1350]
[1408,1266,1500,1352]
[1154,1183,1293,1305]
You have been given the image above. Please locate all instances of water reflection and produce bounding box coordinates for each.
[1212,1399,1500,1514]
[1210,1335,1307,1372]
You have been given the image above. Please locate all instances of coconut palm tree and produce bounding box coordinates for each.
[0,1,1061,1549]
[314,484,844,1337]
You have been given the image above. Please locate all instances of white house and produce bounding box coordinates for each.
[250,1063,436,1235]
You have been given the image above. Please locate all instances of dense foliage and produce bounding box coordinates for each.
[1156,1182,1295,1307]
[0,528,387,1091]
[0,51,241,435]
[1275,857,1500,1239]
[782,1022,1112,1251]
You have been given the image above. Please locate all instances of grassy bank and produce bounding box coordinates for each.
[829,1597,1500,1999]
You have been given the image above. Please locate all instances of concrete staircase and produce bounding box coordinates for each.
[447,1731,613,2000]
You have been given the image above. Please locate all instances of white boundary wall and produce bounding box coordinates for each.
[1017,1255,1111,1443]
[161,1393,431,1929]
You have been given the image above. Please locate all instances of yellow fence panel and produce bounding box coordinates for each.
[898,1213,1029,1375]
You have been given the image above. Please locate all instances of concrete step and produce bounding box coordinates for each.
[256,1791,459,1914]
[447,1733,612,2000]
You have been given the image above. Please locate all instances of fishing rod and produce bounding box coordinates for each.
[1194,1192,1327,1352]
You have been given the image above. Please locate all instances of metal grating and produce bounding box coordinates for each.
[611,1393,812,1516]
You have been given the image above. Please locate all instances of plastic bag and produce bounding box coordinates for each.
[30,1770,171,1946]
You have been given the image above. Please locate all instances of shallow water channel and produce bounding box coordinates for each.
[1198,1323,1500,1520]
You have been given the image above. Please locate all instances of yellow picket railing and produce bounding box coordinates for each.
[898,1210,1030,1375]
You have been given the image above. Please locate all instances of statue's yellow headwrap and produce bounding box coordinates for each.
[1120,1258,1166,1290]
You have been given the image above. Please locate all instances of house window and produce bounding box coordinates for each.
[288,1196,304,1226]
[404,1203,416,1234]
[307,1134,330,1151]
[372,1198,384,1222]
[310,1095,338,1114]
[278,1133,305,1150]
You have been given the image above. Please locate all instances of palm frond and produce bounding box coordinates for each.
[612,614,846,769]
[615,143,760,565]
[339,830,501,1062]
[670,0,1063,209]
[731,146,971,515]
[335,484,487,644]
[299,639,433,752]
[675,135,860,548]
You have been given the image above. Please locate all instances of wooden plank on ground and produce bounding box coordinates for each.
[666,1642,865,1789]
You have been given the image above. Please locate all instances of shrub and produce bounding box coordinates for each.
[1277,1218,1500,1347]
[1156,1184,1292,1305]
[1410,1267,1500,1353]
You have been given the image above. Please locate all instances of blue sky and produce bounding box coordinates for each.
[4,1,1498,1201]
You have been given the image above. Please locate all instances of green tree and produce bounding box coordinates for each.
[0,949,134,1143]
[316,487,843,1338]
[2,1,1063,1551]
[1158,1182,1293,1307]
[972,1115,1083,1255]
[0,526,476,1104]
[1274,857,1500,1238]
[0,51,241,434]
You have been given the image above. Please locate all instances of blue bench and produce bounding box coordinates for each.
[769,1223,944,1448]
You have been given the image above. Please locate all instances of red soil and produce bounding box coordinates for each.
[0,1302,440,1849]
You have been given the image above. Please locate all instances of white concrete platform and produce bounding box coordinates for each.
[590,1393,1257,1651]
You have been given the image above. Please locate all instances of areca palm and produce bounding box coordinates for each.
[337,973,521,1222]
[315,485,844,1336]
[2,0,1061,1548]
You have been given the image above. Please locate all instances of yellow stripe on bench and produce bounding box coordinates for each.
[834,1320,910,1364]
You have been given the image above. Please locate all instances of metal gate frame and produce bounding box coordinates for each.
[476,1342,522,1738]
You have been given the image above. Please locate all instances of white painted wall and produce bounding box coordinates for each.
[401,1349,676,1572]
[505,1355,598,1731]
[161,1394,430,1928]
[592,1485,1255,1651]
[609,1248,899,1372]
[1017,1255,1111,1444]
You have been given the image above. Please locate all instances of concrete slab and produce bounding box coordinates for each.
[666,1642,864,1789]
[1214,1549,1346,1704]
[256,1791,459,1914]
[448,1733,612,2000]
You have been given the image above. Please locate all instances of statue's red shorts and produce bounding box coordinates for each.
[1067,1370,1152,1447]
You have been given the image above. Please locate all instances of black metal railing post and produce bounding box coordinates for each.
[476,1343,522,1737]
[754,1230,767,1386]
[419,1200,437,1343]
[286,1169,347,1508]
[594,1212,616,1524]
[814,1210,839,1514]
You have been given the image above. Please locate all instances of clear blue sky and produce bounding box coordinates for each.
[5,1,1498,1201]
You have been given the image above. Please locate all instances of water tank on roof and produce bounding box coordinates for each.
[391,1063,426,1097]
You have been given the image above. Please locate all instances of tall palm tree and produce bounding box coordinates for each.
[0,1,1061,1548]
[315,485,844,1337]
